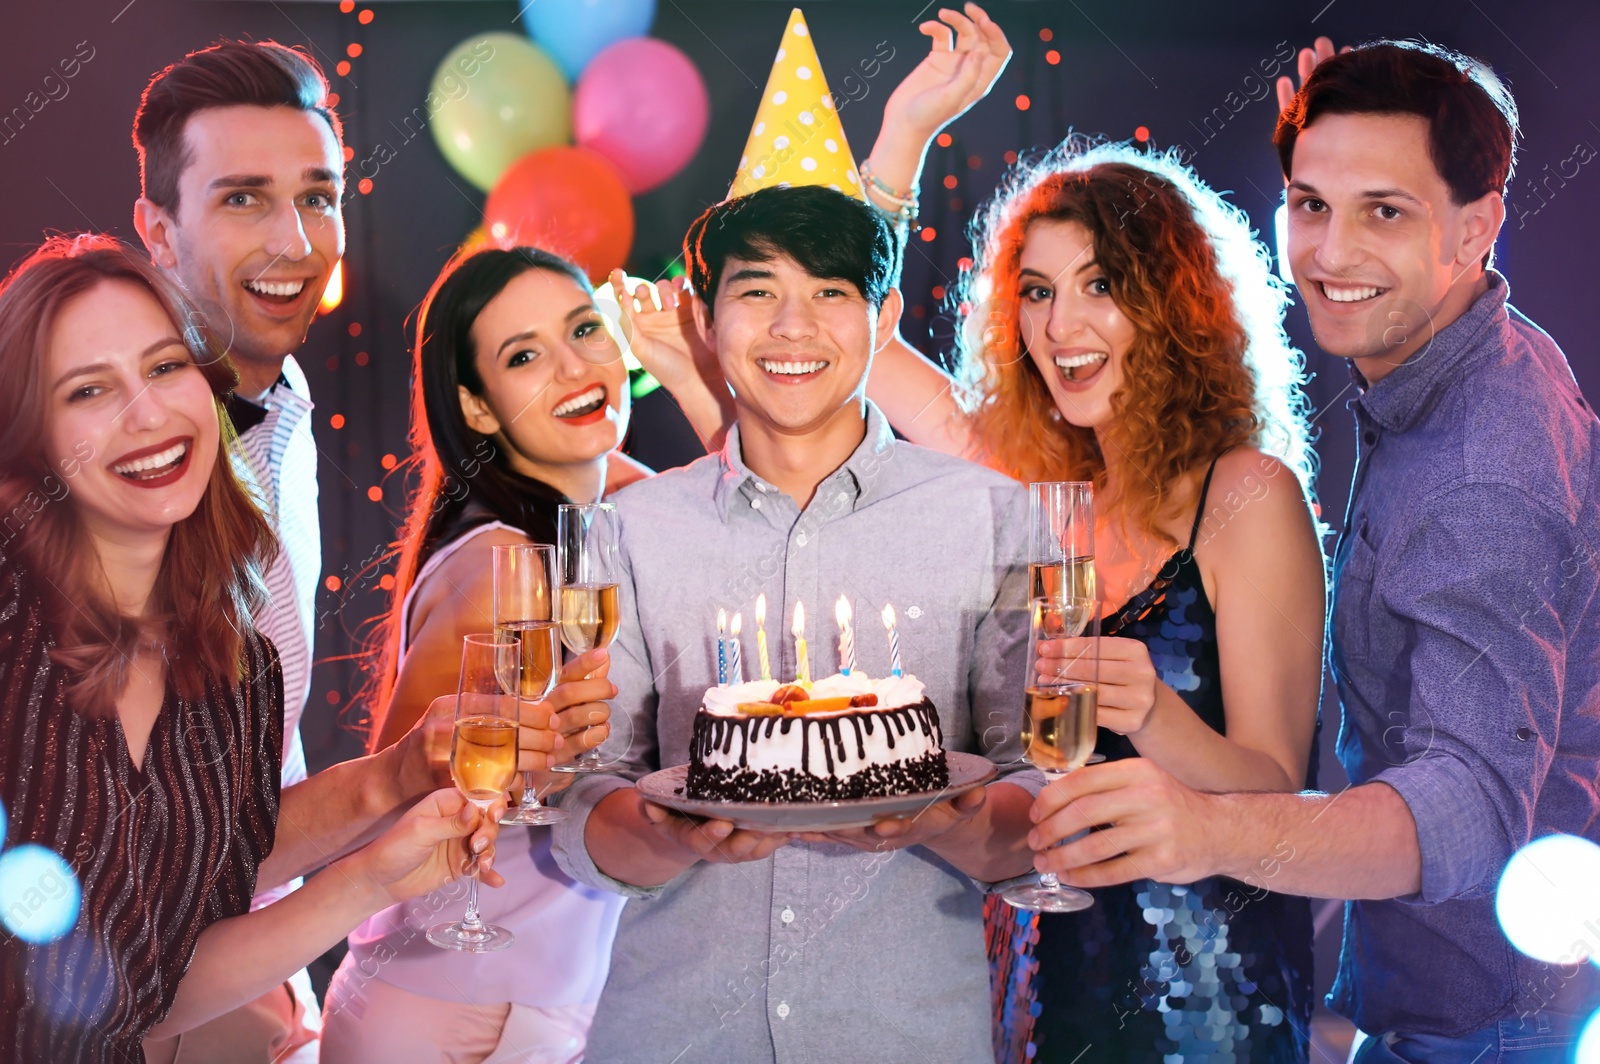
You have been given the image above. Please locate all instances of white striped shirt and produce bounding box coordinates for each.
[230,356,320,907]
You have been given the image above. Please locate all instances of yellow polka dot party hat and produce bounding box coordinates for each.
[728,8,864,200]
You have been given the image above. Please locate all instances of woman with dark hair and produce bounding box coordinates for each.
[321,245,650,1064]
[0,235,503,1064]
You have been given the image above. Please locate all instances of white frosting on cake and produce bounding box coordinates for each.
[694,673,939,783]
[701,672,926,717]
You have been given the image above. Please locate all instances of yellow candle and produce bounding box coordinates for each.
[756,593,772,681]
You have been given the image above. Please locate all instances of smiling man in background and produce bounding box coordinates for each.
[132,40,341,1064]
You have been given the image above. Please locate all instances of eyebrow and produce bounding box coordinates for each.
[725,267,775,286]
[1288,180,1425,206]
[205,166,342,194]
[53,337,188,391]
[494,306,595,360]
[1018,261,1097,281]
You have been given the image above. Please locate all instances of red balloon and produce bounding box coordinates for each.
[482,147,634,281]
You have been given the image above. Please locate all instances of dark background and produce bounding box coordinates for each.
[5,0,1596,1023]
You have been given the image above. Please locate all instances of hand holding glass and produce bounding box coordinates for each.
[428,634,519,952]
[493,543,567,826]
[1002,595,1099,914]
[552,503,622,773]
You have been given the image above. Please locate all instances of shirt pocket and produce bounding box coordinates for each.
[1332,523,1378,670]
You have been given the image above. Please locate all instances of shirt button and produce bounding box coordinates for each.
[776,1002,791,1019]
[796,532,808,546]
[751,498,762,510]
[1363,430,1378,446]
[780,906,795,924]
[1515,726,1533,742]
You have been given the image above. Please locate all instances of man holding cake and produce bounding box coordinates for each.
[548,10,1034,1060]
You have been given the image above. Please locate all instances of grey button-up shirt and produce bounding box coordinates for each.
[1326,273,1600,1035]
[551,403,1036,1063]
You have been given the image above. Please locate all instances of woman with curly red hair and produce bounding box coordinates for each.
[862,140,1325,1062]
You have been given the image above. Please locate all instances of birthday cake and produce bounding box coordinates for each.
[686,673,948,802]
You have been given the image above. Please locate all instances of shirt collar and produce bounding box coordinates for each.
[711,400,897,522]
[1354,270,1510,433]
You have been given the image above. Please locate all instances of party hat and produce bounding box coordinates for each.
[728,9,863,200]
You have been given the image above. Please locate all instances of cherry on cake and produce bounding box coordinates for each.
[686,673,948,802]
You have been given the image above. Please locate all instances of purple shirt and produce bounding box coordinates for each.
[1327,272,1600,1036]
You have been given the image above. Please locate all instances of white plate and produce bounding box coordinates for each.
[635,751,1000,832]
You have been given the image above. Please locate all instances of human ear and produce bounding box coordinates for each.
[871,288,905,354]
[134,197,180,271]
[458,385,501,436]
[1455,190,1505,269]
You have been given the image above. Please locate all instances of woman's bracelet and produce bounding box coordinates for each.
[859,157,920,229]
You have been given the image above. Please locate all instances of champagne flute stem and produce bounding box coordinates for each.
[520,770,539,808]
[462,852,483,930]
[1040,767,1071,889]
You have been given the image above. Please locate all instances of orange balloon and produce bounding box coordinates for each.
[483,147,634,281]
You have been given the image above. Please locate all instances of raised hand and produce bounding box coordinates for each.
[882,3,1012,143]
[1274,37,1349,113]
[608,268,734,451]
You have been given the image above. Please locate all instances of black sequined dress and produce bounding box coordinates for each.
[992,460,1315,1064]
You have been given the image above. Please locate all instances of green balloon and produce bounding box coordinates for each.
[429,33,572,192]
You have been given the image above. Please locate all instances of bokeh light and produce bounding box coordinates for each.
[1577,1009,1600,1064]
[1495,833,1600,966]
[319,259,344,314]
[0,844,81,944]
[1,796,7,849]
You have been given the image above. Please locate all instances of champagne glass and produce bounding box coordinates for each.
[551,502,622,774]
[1028,481,1096,603]
[428,634,519,952]
[1028,481,1103,765]
[1002,595,1099,913]
[492,544,568,826]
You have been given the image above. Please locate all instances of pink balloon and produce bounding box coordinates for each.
[574,38,710,194]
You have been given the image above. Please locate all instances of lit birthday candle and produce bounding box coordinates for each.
[756,593,772,681]
[716,608,728,686]
[792,601,810,686]
[729,611,744,684]
[835,594,856,676]
[882,603,903,678]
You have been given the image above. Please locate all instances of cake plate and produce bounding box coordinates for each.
[635,751,999,833]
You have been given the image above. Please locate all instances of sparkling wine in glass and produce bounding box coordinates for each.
[1003,595,1099,914]
[1028,480,1102,765]
[551,502,622,774]
[492,544,568,826]
[1028,480,1097,605]
[428,634,519,952]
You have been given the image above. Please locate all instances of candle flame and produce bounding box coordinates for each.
[717,607,727,633]
[836,594,852,626]
[792,600,806,636]
[731,611,742,636]
[882,603,897,629]
[756,593,766,626]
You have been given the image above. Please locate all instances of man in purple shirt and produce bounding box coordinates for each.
[1031,40,1600,1059]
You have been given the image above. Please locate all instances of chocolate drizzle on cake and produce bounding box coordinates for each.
[686,699,948,803]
